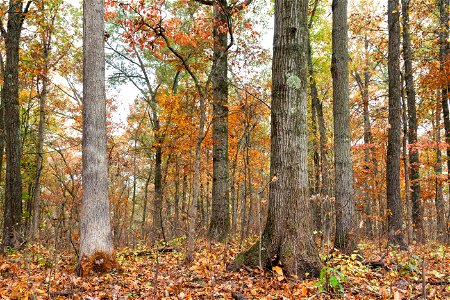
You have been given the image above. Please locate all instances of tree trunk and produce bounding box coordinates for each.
[386,0,407,248]
[230,0,322,277]
[153,140,164,240]
[141,170,152,238]
[208,0,230,241]
[174,164,180,237]
[402,0,423,244]
[438,0,450,242]
[2,0,30,250]
[332,0,356,253]
[434,99,446,242]
[79,0,114,271]
[186,91,206,264]
[129,139,138,236]
[355,35,373,237]
[401,81,413,244]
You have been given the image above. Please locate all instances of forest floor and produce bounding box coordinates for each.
[1,237,450,299]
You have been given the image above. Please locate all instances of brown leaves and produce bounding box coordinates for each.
[1,241,450,299]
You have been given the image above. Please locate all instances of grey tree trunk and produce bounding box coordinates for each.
[438,0,450,242]
[401,81,413,244]
[208,0,230,241]
[386,0,407,248]
[79,0,114,265]
[1,0,31,250]
[332,0,356,253]
[355,36,373,237]
[434,99,446,242]
[230,0,322,277]
[402,0,423,244]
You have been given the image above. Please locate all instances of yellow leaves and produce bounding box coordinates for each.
[272,265,285,281]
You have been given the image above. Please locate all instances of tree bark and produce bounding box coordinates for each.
[1,0,31,250]
[386,0,407,248]
[230,0,322,277]
[79,0,114,267]
[438,0,450,242]
[401,0,423,244]
[332,0,356,253]
[434,98,446,242]
[208,0,230,241]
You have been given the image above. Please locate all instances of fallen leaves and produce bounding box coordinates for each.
[0,240,449,299]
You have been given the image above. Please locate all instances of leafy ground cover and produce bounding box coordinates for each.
[1,238,449,299]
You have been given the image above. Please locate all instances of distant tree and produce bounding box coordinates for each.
[0,0,32,251]
[386,0,407,248]
[331,0,356,253]
[229,0,322,277]
[78,0,114,272]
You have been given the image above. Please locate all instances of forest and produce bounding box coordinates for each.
[1,0,450,298]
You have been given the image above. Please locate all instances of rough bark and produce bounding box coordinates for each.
[229,0,322,277]
[79,0,114,264]
[332,0,356,253]
[208,0,230,241]
[386,0,407,248]
[2,0,30,250]
[402,0,423,244]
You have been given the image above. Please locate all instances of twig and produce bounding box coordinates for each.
[422,258,426,299]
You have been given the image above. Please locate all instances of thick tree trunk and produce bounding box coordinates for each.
[230,0,322,277]
[2,0,30,250]
[79,0,114,269]
[386,0,407,248]
[208,0,230,242]
[402,0,423,244]
[332,0,356,253]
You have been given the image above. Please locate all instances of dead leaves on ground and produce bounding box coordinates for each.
[0,240,450,299]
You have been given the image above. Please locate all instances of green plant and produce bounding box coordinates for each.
[315,266,348,295]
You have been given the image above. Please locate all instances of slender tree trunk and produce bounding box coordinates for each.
[153,139,164,240]
[31,70,47,240]
[78,0,114,270]
[208,0,230,241]
[0,53,5,186]
[355,35,373,237]
[174,164,180,237]
[141,170,152,238]
[332,0,356,253]
[129,139,138,235]
[438,0,450,242]
[245,132,254,237]
[401,82,413,244]
[402,0,423,244]
[186,93,206,264]
[386,0,407,248]
[230,0,322,277]
[2,0,31,250]
[434,100,446,242]
[308,23,329,236]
